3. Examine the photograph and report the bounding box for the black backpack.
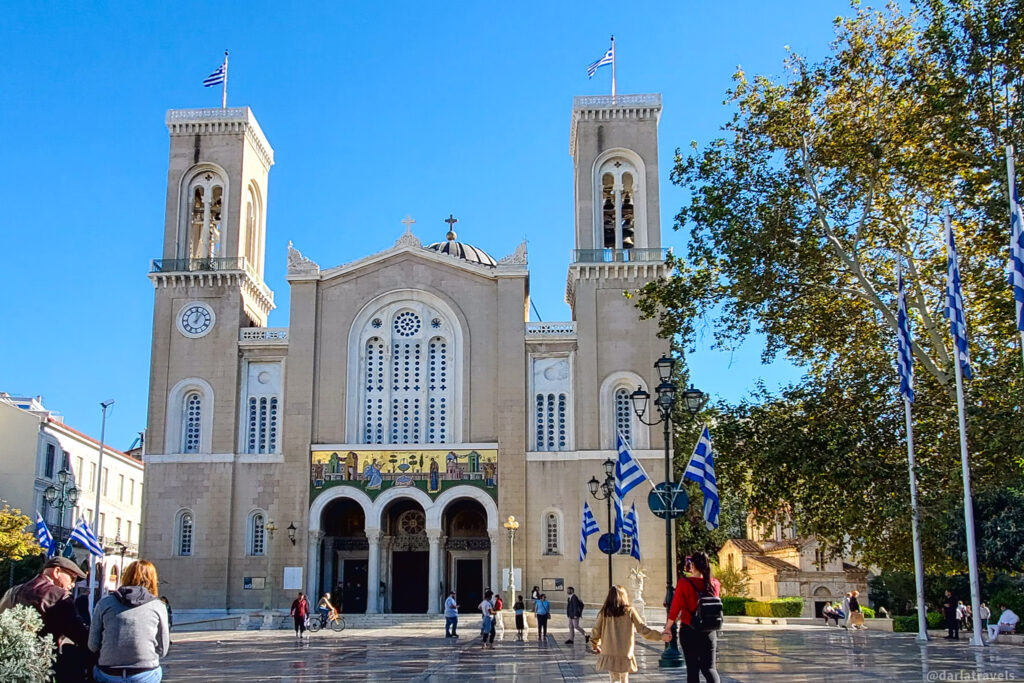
[684,577,723,632]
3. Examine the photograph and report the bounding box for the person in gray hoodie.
[89,559,169,683]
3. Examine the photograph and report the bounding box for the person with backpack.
[565,586,588,644]
[590,584,662,682]
[663,551,722,683]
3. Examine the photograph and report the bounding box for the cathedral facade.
[142,93,672,616]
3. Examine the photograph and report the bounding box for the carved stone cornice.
[497,241,527,266]
[147,269,275,317]
[287,242,320,276]
[166,107,275,169]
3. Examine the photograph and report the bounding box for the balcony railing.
[239,328,288,343]
[573,94,662,108]
[526,322,576,337]
[151,257,253,274]
[573,248,669,264]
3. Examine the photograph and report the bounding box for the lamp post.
[587,457,618,588]
[287,522,297,546]
[113,541,127,586]
[88,399,114,615]
[503,516,519,599]
[44,468,80,554]
[630,354,705,669]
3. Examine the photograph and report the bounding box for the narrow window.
[118,474,125,502]
[544,513,559,555]
[183,392,202,453]
[251,512,266,556]
[615,387,632,446]
[557,393,567,449]
[44,443,55,478]
[102,468,109,496]
[535,394,545,450]
[179,512,194,556]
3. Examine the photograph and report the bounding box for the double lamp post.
[44,469,80,555]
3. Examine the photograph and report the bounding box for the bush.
[892,612,944,632]
[860,606,875,619]
[743,598,803,618]
[0,605,55,683]
[722,596,747,616]
[928,611,944,629]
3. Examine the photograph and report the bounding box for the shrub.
[893,612,944,632]
[0,605,55,683]
[743,598,803,618]
[744,601,772,618]
[928,611,944,629]
[722,596,747,616]
[860,606,875,619]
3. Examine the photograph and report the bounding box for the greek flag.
[683,425,720,531]
[587,46,614,78]
[622,503,641,560]
[36,513,54,557]
[944,214,974,380]
[70,518,104,557]
[203,62,226,87]
[1010,183,1024,331]
[896,267,915,403]
[579,502,600,561]
[614,431,650,534]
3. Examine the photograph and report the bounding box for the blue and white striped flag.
[587,45,614,78]
[622,503,641,561]
[579,502,600,561]
[683,425,720,531]
[896,267,915,404]
[1009,182,1024,332]
[944,213,974,380]
[203,62,226,87]
[70,518,104,557]
[35,513,54,557]
[614,431,650,534]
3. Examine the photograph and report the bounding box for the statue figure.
[629,567,648,616]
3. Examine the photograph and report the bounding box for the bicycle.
[307,612,346,632]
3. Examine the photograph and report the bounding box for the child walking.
[590,585,662,683]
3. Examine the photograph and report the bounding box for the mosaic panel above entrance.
[310,447,498,502]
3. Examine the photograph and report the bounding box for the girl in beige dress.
[590,585,663,682]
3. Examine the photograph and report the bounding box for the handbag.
[851,612,865,626]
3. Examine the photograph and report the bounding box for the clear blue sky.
[0,1,858,449]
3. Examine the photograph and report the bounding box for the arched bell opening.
[320,498,367,614]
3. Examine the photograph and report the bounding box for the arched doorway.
[321,498,368,614]
[443,498,489,614]
[381,498,428,613]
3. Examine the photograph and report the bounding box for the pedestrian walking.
[565,586,588,644]
[841,592,852,629]
[0,556,91,682]
[848,590,865,630]
[534,592,551,641]
[88,559,170,683]
[980,602,991,631]
[444,591,460,638]
[479,590,496,649]
[290,592,310,640]
[513,595,525,640]
[664,551,722,683]
[943,590,960,640]
[590,584,662,683]
[493,593,505,639]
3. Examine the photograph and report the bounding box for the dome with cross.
[424,215,497,267]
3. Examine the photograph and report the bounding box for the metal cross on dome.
[445,214,458,230]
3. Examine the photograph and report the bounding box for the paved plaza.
[162,623,1024,682]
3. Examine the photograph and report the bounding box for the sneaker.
[565,640,574,644]
[585,635,590,643]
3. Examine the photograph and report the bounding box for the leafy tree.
[635,1,1024,569]
[0,606,54,683]
[944,487,1024,571]
[0,505,39,561]
[714,561,751,597]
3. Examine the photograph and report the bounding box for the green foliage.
[721,596,747,616]
[744,597,804,618]
[944,488,1024,572]
[0,505,39,562]
[0,605,55,683]
[0,555,43,595]
[635,0,1024,573]
[893,612,946,632]
[714,561,750,597]
[860,606,876,619]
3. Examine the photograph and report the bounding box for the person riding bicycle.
[317,593,334,628]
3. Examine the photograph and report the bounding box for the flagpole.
[903,396,928,641]
[610,35,616,102]
[1007,145,1024,367]
[222,50,229,109]
[946,209,985,647]
[89,400,113,615]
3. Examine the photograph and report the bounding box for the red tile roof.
[747,555,800,572]
[47,417,136,461]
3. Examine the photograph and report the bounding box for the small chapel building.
[141,93,674,618]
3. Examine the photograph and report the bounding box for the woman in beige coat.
[590,585,663,682]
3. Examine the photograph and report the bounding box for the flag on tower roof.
[203,62,226,87]
[587,44,614,78]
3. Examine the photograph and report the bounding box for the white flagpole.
[222,50,229,109]
[610,36,616,101]
[903,395,928,641]
[946,208,985,647]
[1007,145,1024,366]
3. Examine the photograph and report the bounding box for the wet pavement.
[162,623,1024,681]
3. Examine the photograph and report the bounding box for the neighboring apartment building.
[0,394,144,579]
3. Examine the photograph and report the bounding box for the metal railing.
[574,94,662,108]
[572,248,669,264]
[151,257,251,274]
[525,322,576,337]
[239,328,288,342]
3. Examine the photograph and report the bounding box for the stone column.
[488,529,500,593]
[365,528,382,614]
[306,530,324,599]
[427,529,442,614]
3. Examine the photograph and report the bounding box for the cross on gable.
[445,214,458,229]
[401,214,415,233]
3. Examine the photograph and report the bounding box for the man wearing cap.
[7,557,92,680]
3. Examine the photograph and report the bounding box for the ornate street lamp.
[587,457,618,588]
[630,355,706,669]
[44,468,80,554]
[287,522,297,546]
[503,515,519,599]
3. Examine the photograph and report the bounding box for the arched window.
[244,182,263,276]
[593,151,648,253]
[544,512,560,555]
[246,397,279,454]
[242,363,281,454]
[615,387,632,446]
[183,169,226,260]
[534,393,567,451]
[182,392,202,453]
[357,303,456,444]
[249,511,266,556]
[176,510,194,556]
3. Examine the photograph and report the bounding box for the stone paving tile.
[162,625,1024,682]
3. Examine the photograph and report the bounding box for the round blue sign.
[598,532,622,555]
[648,482,689,519]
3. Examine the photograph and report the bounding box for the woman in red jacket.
[662,552,721,683]
[290,592,310,640]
